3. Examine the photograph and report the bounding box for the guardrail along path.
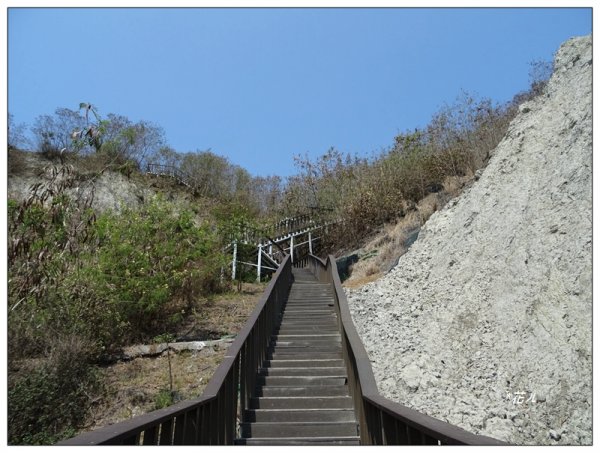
[236,268,359,445]
[58,255,506,446]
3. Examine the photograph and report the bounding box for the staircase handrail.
[58,255,293,445]
[306,254,509,446]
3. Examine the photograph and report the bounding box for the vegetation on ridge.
[7,59,553,444]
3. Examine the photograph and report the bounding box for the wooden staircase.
[58,255,508,446]
[236,268,360,445]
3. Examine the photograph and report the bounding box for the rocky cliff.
[8,151,199,215]
[346,35,592,445]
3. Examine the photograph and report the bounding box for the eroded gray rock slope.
[346,35,592,445]
[8,153,186,214]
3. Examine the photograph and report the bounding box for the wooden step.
[271,340,341,348]
[285,301,334,305]
[280,311,336,317]
[287,297,334,300]
[250,396,354,409]
[276,326,339,333]
[269,351,342,360]
[240,421,358,438]
[279,318,337,323]
[260,367,346,376]
[269,348,342,356]
[276,326,339,334]
[282,309,335,314]
[284,302,335,307]
[235,437,360,445]
[257,375,347,386]
[244,409,357,423]
[270,345,342,352]
[264,359,345,368]
[280,312,336,318]
[269,345,343,353]
[277,323,337,327]
[289,288,331,291]
[279,317,336,323]
[273,331,340,338]
[272,334,341,340]
[275,331,339,338]
[286,299,334,303]
[280,311,335,316]
[288,290,333,294]
[286,296,334,300]
[256,385,350,397]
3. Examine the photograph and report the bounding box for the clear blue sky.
[7,7,592,178]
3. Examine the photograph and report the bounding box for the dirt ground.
[81,282,266,432]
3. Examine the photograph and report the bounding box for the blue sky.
[7,7,592,177]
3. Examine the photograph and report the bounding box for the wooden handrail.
[58,252,507,446]
[58,255,292,445]
[306,254,508,446]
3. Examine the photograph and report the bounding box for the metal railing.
[58,255,292,445]
[146,164,194,188]
[270,214,315,238]
[306,254,508,446]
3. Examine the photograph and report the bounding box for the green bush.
[8,165,102,358]
[87,196,225,341]
[8,174,227,444]
[9,180,226,355]
[8,336,101,445]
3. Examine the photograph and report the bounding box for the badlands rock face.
[346,35,592,445]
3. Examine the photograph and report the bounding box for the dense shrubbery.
[7,166,225,444]
[90,199,225,340]
[8,336,101,445]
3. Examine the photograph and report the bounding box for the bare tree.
[180,151,230,198]
[251,175,283,215]
[32,108,87,154]
[97,115,166,168]
[8,113,29,150]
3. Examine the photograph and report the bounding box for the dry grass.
[343,272,383,289]
[71,153,115,176]
[8,149,28,176]
[87,347,226,430]
[442,174,472,197]
[80,282,267,433]
[342,182,470,289]
[177,282,268,340]
[415,193,439,224]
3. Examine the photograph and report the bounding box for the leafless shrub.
[8,149,27,176]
